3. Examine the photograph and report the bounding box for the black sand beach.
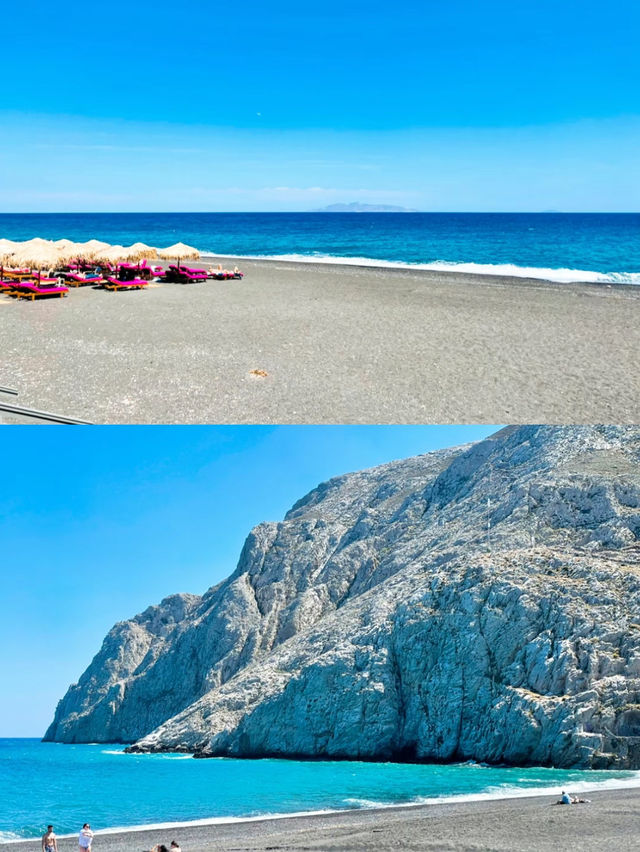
[1,257,638,424]
[2,788,638,851]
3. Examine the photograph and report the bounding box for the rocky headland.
[44,426,640,768]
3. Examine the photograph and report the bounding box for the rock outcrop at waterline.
[45,426,640,768]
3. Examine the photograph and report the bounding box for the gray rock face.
[45,426,640,769]
[44,593,202,743]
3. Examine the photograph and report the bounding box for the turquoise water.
[1,740,639,841]
[0,212,638,283]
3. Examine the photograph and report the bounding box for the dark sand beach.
[2,788,639,851]
[1,257,638,424]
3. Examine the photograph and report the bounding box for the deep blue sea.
[0,213,639,284]
[1,740,639,841]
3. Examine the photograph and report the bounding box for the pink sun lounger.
[12,282,69,301]
[104,277,149,291]
[120,261,162,272]
[65,273,105,287]
[117,262,163,281]
[179,265,207,275]
[163,264,208,283]
[1,268,39,282]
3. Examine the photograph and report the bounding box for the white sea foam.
[342,770,640,810]
[200,251,640,285]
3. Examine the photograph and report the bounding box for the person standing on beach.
[78,823,94,851]
[41,825,58,852]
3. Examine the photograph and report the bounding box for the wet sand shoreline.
[1,256,638,424]
[2,787,639,851]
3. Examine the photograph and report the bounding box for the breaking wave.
[342,768,640,810]
[199,251,640,285]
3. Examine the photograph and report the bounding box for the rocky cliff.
[45,426,640,769]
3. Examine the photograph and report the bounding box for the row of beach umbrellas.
[0,238,200,270]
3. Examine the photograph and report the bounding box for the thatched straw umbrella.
[93,245,149,268]
[73,239,111,257]
[157,242,200,260]
[59,240,111,265]
[89,243,158,278]
[14,245,61,268]
[4,238,62,263]
[4,243,69,282]
[66,240,110,262]
[0,238,19,253]
[157,242,199,271]
[118,245,146,261]
[0,239,19,267]
[128,242,158,260]
[60,240,111,270]
[19,237,54,252]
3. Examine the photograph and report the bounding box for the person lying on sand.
[207,265,243,280]
[556,790,591,805]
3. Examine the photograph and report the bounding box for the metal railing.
[0,386,91,424]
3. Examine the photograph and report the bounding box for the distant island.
[316,203,418,213]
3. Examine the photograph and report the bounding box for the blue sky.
[1,0,638,211]
[0,425,499,736]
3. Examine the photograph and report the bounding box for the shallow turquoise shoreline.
[2,740,640,841]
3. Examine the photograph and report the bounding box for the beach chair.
[78,259,99,272]
[138,261,164,279]
[63,259,95,273]
[12,282,69,301]
[117,263,140,281]
[163,264,208,283]
[160,265,178,283]
[184,270,208,283]
[31,277,61,286]
[64,273,105,287]
[104,277,149,292]
[1,268,38,282]
[115,262,161,281]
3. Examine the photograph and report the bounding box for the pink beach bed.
[104,277,149,291]
[11,282,69,301]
